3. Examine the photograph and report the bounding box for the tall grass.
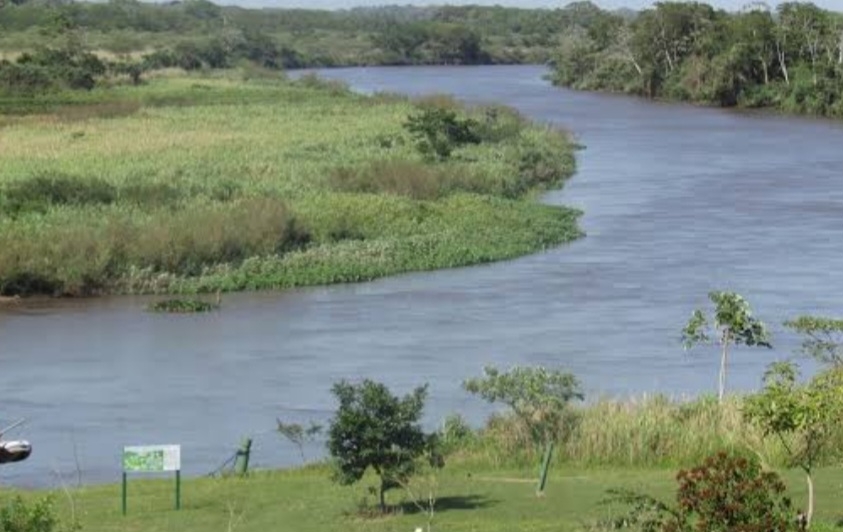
[448,395,834,470]
[0,71,580,296]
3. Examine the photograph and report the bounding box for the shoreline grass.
[4,394,843,530]
[0,70,581,297]
[4,463,843,532]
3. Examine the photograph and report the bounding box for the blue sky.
[241,0,843,11]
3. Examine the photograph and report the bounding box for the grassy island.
[0,71,581,297]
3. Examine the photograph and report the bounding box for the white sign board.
[123,445,181,473]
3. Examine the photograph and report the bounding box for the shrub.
[403,107,481,161]
[602,451,796,532]
[1,173,116,217]
[439,413,475,453]
[0,496,73,532]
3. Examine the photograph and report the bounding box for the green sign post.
[122,444,181,515]
[536,442,554,496]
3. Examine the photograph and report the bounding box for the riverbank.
[4,463,842,532]
[0,70,581,297]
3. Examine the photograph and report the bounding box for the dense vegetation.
[0,0,610,68]
[551,1,843,117]
[0,72,580,296]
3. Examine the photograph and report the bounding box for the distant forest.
[551,2,843,117]
[1,0,841,116]
[0,1,609,66]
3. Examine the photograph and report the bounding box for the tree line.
[0,0,596,67]
[551,1,843,117]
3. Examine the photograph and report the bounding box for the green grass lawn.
[7,464,843,532]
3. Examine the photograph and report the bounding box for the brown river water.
[2,65,842,486]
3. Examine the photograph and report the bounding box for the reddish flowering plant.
[674,451,793,532]
[602,451,796,532]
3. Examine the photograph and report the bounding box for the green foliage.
[403,107,480,161]
[0,496,75,532]
[438,413,476,454]
[147,298,217,313]
[744,363,843,526]
[683,292,772,350]
[550,1,843,119]
[783,315,843,367]
[463,365,583,446]
[0,76,581,296]
[682,291,771,402]
[0,172,116,217]
[601,452,795,532]
[744,363,843,468]
[327,379,433,511]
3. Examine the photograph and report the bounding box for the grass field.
[0,70,581,297]
[5,464,843,532]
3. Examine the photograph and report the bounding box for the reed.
[448,394,835,470]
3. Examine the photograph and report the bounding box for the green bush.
[403,107,481,161]
[1,173,116,217]
[0,496,75,532]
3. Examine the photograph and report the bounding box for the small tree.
[743,362,843,528]
[276,419,322,464]
[327,379,430,512]
[462,365,583,447]
[682,291,772,403]
[403,107,480,161]
[784,315,843,367]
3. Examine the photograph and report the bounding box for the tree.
[276,419,322,464]
[744,362,843,528]
[327,379,431,512]
[682,291,772,403]
[784,315,843,368]
[462,365,583,447]
[403,107,480,161]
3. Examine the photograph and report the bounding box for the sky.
[237,0,843,10]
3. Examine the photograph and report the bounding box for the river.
[2,65,842,487]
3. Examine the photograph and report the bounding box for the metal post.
[233,438,252,476]
[175,470,181,510]
[536,441,554,496]
[122,472,127,515]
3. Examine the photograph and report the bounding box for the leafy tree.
[462,365,583,447]
[682,291,772,403]
[403,107,480,161]
[784,315,843,368]
[743,362,843,528]
[327,379,432,512]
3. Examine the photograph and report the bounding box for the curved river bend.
[2,65,843,486]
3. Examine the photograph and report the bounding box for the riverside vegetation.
[550,1,843,117]
[5,295,842,531]
[0,69,581,296]
[5,369,843,531]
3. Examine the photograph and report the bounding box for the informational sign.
[121,444,182,515]
[123,445,181,473]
